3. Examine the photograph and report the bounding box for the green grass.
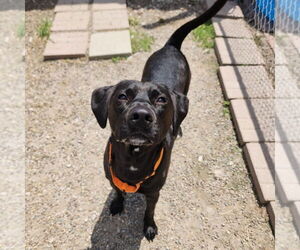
[37,18,52,38]
[111,56,128,63]
[254,34,263,47]
[130,29,154,53]
[17,22,25,38]
[192,21,215,48]
[129,16,140,27]
[222,100,231,117]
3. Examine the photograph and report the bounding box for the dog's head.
[91,80,189,146]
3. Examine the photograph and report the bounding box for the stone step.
[212,17,252,38]
[230,99,274,144]
[51,11,91,32]
[93,9,129,31]
[243,143,275,203]
[43,31,89,60]
[55,0,89,12]
[89,30,132,59]
[93,0,126,10]
[218,66,273,99]
[215,38,265,65]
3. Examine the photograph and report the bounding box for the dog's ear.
[171,91,189,136]
[91,86,114,129]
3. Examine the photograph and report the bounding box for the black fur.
[91,0,227,241]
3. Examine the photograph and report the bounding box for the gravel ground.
[26,1,274,249]
[1,1,25,248]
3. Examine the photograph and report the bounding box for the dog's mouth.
[119,134,153,146]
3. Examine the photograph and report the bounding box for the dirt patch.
[26,1,274,249]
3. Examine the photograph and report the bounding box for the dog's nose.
[129,108,154,126]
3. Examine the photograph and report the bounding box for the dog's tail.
[165,0,228,50]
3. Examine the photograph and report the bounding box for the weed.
[192,21,215,48]
[254,34,263,47]
[222,100,231,117]
[129,16,140,27]
[37,18,52,38]
[130,29,154,53]
[17,22,25,38]
[111,56,128,63]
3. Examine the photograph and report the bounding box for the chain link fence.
[238,0,300,244]
[219,0,300,244]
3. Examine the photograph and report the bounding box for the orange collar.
[108,143,164,193]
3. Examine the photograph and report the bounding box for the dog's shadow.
[89,190,146,250]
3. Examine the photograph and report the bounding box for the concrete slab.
[93,9,129,31]
[245,143,274,169]
[93,0,126,10]
[275,44,288,65]
[244,143,275,203]
[51,11,90,31]
[279,184,300,202]
[44,32,89,60]
[275,143,300,169]
[212,17,252,38]
[89,30,132,59]
[206,0,244,18]
[276,99,300,142]
[215,38,265,65]
[55,0,89,12]
[230,99,274,144]
[218,66,274,99]
[276,66,300,98]
[275,143,300,203]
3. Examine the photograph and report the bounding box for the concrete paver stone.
[275,143,300,203]
[55,0,89,12]
[215,38,265,65]
[212,17,252,38]
[276,66,300,98]
[93,9,129,31]
[218,66,273,99]
[230,99,274,144]
[93,0,126,10]
[89,30,132,59]
[51,11,90,31]
[244,143,275,203]
[276,99,300,142]
[44,32,89,60]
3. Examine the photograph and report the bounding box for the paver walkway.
[44,0,132,60]
[26,2,275,248]
[211,0,300,238]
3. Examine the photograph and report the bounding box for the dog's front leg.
[110,189,124,215]
[144,192,159,241]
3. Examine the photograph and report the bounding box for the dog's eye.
[118,94,128,101]
[156,96,167,104]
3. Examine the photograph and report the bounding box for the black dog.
[91,0,227,241]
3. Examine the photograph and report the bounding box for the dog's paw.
[109,199,124,216]
[143,223,158,242]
